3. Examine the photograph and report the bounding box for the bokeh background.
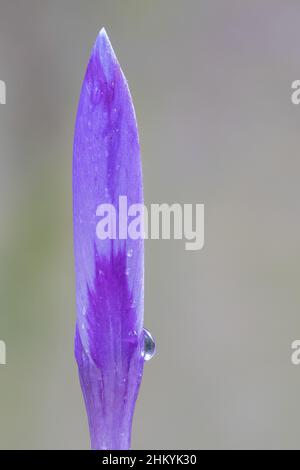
[0,0,300,449]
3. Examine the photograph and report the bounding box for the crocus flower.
[73,28,154,450]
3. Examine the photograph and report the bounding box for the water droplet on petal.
[127,248,133,258]
[143,328,156,362]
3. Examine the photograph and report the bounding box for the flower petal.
[73,28,144,450]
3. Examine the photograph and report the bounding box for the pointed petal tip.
[99,27,108,39]
[93,27,118,79]
[96,27,114,53]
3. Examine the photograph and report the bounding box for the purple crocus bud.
[73,28,154,450]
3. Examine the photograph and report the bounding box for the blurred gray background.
[0,0,300,449]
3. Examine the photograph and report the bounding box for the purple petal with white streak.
[73,28,144,450]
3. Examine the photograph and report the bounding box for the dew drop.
[143,328,156,362]
[127,248,133,258]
